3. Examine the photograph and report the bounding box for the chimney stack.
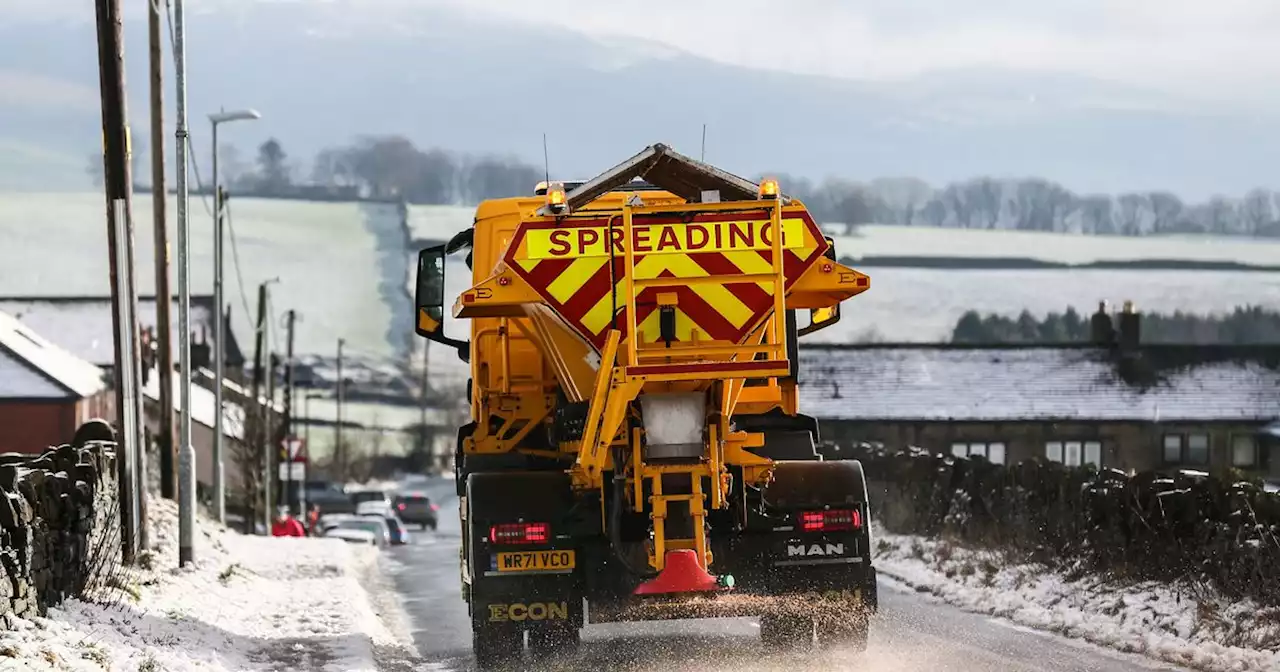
[1118,300,1140,351]
[1090,300,1115,345]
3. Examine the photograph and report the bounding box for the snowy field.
[874,526,1280,672]
[833,224,1280,266]
[3,193,1278,362]
[0,497,414,671]
[0,192,402,360]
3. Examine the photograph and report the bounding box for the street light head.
[209,108,262,124]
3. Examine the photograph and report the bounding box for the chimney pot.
[1118,300,1140,351]
[1090,301,1115,345]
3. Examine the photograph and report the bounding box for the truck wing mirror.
[414,244,470,362]
[798,304,840,336]
[798,235,842,337]
[416,245,447,338]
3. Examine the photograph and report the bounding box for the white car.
[325,528,378,545]
[355,500,393,517]
[325,517,391,547]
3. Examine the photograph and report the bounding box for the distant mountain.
[2,0,1279,200]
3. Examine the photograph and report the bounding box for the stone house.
[797,315,1280,477]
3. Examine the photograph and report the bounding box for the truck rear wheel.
[472,625,522,669]
[816,615,869,652]
[760,614,814,650]
[527,624,580,659]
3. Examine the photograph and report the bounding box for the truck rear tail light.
[430,503,439,512]
[799,509,861,532]
[397,503,406,511]
[489,522,549,544]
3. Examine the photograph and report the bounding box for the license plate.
[493,550,576,573]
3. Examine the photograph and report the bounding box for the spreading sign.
[523,219,807,259]
[503,209,829,350]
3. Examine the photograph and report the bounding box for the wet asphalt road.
[381,479,1187,672]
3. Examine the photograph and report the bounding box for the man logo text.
[488,602,569,623]
[787,543,845,557]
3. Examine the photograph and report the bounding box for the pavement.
[379,478,1189,672]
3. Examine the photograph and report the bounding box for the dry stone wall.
[837,441,1280,606]
[0,443,119,620]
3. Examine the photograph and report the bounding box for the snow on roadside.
[0,497,412,671]
[873,525,1280,672]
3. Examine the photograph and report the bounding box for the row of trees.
[951,305,1280,344]
[219,136,541,204]
[769,175,1280,238]
[100,132,1280,236]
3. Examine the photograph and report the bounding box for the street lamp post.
[209,107,260,523]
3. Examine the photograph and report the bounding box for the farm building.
[799,330,1280,476]
[0,310,111,453]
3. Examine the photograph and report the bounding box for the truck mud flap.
[731,460,878,613]
[473,595,585,631]
[465,471,584,629]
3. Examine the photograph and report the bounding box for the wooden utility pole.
[336,338,345,482]
[94,0,140,563]
[419,339,430,466]
[265,351,277,522]
[282,310,296,513]
[149,0,176,500]
[249,282,269,534]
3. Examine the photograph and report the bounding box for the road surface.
[381,479,1186,671]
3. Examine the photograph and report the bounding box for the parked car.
[326,517,391,547]
[307,481,356,514]
[361,511,410,545]
[355,500,393,517]
[393,492,439,530]
[349,489,392,510]
[325,528,378,546]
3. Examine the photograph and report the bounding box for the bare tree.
[1242,188,1273,236]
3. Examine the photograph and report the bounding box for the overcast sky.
[428,0,1280,112]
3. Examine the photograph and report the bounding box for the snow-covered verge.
[873,525,1280,672]
[0,497,412,671]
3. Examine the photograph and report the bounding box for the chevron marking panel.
[504,209,829,351]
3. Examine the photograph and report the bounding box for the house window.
[1162,435,1183,464]
[1232,435,1258,468]
[1084,441,1102,467]
[1045,440,1102,467]
[950,442,1007,464]
[1187,434,1210,465]
[1163,432,1211,465]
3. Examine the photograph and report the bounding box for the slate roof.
[0,310,107,399]
[0,295,242,368]
[142,368,246,441]
[797,344,1280,423]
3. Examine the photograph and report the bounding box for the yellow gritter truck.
[413,143,875,667]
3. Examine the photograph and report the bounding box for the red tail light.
[800,509,861,532]
[430,503,439,512]
[489,522,549,545]
[397,503,406,511]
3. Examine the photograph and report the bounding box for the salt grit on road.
[0,497,416,671]
[873,526,1280,672]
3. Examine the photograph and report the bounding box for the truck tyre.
[473,626,522,669]
[760,614,813,651]
[816,615,869,652]
[527,624,580,659]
